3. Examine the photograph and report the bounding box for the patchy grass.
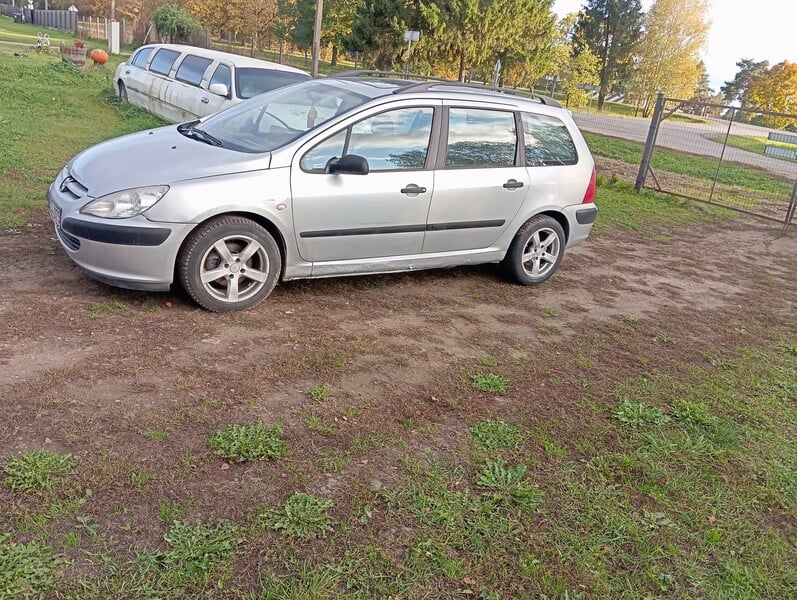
[259,492,334,539]
[2,449,72,492]
[208,423,287,462]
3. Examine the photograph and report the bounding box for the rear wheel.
[502,215,566,285]
[118,81,128,102]
[178,216,281,312]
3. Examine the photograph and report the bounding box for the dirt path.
[2,215,794,420]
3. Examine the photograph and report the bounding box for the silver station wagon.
[48,72,598,312]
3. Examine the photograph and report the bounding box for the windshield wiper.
[177,121,223,147]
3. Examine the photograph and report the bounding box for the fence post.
[635,91,665,193]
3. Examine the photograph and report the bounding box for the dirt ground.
[0,194,795,590]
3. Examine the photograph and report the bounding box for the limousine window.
[131,47,153,68]
[210,64,232,96]
[149,48,181,76]
[175,55,213,87]
[236,68,310,99]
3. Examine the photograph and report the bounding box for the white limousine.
[113,44,311,123]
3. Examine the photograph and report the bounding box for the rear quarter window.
[175,55,213,86]
[149,49,181,76]
[522,112,578,166]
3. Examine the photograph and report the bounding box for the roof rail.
[330,70,562,108]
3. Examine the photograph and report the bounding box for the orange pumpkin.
[90,48,109,65]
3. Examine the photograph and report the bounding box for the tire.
[502,215,566,285]
[178,216,281,312]
[118,81,128,102]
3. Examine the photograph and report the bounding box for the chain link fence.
[635,93,797,228]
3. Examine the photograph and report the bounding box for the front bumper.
[48,180,193,291]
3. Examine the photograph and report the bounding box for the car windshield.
[235,68,310,99]
[195,80,378,154]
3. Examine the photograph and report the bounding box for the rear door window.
[445,108,517,168]
[175,55,213,87]
[149,49,181,76]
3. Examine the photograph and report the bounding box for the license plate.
[48,196,62,225]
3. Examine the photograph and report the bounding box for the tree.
[747,61,797,129]
[629,0,709,116]
[152,4,202,43]
[550,15,600,108]
[415,0,555,83]
[720,58,769,109]
[346,0,407,71]
[575,0,643,110]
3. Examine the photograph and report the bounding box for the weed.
[470,291,486,301]
[475,459,542,511]
[87,303,102,320]
[0,534,60,598]
[478,357,497,368]
[161,519,237,582]
[308,384,331,401]
[2,449,72,492]
[612,398,670,428]
[469,419,523,450]
[471,372,509,394]
[541,307,557,318]
[671,399,715,426]
[208,423,287,462]
[259,492,334,538]
[76,514,100,536]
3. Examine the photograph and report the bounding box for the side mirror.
[209,83,229,97]
[325,154,369,175]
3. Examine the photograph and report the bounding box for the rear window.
[175,55,213,87]
[522,112,578,166]
[235,68,310,99]
[130,47,153,68]
[149,49,181,76]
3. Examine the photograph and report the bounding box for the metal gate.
[635,92,797,228]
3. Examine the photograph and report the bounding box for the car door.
[291,105,438,263]
[422,104,529,254]
[167,54,214,120]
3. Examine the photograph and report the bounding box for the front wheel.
[178,216,281,312]
[502,215,566,285]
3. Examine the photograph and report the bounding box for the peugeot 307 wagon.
[48,71,598,312]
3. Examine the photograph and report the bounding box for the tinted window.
[175,55,213,87]
[149,49,181,76]
[210,64,232,97]
[445,108,517,168]
[236,68,311,99]
[522,112,578,166]
[130,47,153,68]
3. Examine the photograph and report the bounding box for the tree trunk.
[279,39,284,64]
[331,45,338,67]
[458,48,465,82]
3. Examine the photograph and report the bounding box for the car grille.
[55,221,81,251]
[59,172,89,200]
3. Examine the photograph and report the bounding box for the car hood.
[69,125,270,198]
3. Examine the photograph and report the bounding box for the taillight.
[582,167,596,204]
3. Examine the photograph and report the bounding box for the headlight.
[80,186,169,219]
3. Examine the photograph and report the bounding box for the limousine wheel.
[502,215,565,285]
[178,216,281,312]
[118,81,128,102]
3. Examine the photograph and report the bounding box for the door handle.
[503,179,524,190]
[401,184,427,195]
[201,97,210,104]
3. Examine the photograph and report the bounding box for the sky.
[552,0,797,92]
